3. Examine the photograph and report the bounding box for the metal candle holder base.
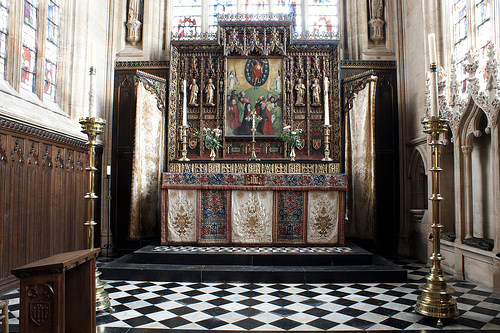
[80,116,112,312]
[179,125,190,161]
[247,112,261,161]
[415,116,458,326]
[321,124,332,161]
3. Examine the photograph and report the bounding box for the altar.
[130,15,356,246]
[161,172,347,246]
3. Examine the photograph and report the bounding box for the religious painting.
[226,57,283,137]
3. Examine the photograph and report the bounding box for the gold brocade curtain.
[129,73,166,239]
[345,77,377,240]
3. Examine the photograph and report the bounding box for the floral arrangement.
[191,127,222,150]
[278,125,302,148]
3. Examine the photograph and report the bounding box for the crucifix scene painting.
[226,57,283,137]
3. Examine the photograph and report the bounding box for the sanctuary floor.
[2,257,500,332]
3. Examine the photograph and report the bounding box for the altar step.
[100,243,407,283]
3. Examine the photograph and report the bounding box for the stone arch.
[455,98,494,244]
[407,147,428,211]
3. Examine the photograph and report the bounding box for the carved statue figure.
[205,78,215,106]
[295,78,306,106]
[371,0,384,18]
[126,0,142,45]
[189,79,199,106]
[275,70,281,93]
[128,0,142,20]
[311,78,321,105]
[368,0,385,44]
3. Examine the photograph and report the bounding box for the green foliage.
[191,128,222,150]
[278,125,302,149]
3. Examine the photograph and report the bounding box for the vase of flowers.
[191,128,222,160]
[278,125,302,161]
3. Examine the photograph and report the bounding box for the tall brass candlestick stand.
[178,125,190,161]
[246,111,262,161]
[415,115,458,325]
[321,124,332,161]
[80,116,111,312]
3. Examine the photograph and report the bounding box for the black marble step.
[132,243,373,266]
[100,254,406,283]
[100,244,407,283]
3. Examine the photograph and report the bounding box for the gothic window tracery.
[452,0,492,94]
[172,0,337,35]
[45,0,59,101]
[172,0,201,34]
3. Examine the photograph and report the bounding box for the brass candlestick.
[80,117,112,312]
[179,125,190,161]
[321,124,332,161]
[246,110,262,161]
[415,115,458,325]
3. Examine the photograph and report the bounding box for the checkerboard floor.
[151,245,354,253]
[2,258,500,332]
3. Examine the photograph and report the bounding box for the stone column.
[462,145,473,239]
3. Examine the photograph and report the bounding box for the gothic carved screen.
[167,14,341,170]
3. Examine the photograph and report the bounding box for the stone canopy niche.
[167,13,341,174]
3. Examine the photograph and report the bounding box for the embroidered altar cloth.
[161,172,347,246]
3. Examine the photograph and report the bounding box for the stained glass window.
[21,0,38,92]
[475,0,490,58]
[272,0,302,32]
[242,0,269,14]
[208,0,235,33]
[172,0,201,35]
[45,0,59,101]
[0,0,8,79]
[308,0,338,33]
[453,0,467,93]
[172,0,338,36]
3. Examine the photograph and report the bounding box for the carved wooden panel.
[168,17,341,164]
[0,118,99,292]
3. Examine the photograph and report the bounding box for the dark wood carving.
[341,65,399,255]
[111,68,168,249]
[168,15,341,164]
[0,117,101,293]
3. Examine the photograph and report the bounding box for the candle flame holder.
[415,115,458,326]
[321,124,332,161]
[178,125,190,161]
[246,111,262,161]
[79,116,112,312]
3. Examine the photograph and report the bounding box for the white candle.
[88,64,96,118]
[183,80,187,126]
[90,42,94,68]
[324,77,329,126]
[428,33,436,65]
[428,34,439,116]
[106,165,111,176]
[429,70,439,117]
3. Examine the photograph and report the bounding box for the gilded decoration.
[167,15,341,165]
[169,161,340,174]
[232,190,273,243]
[167,189,197,242]
[307,191,338,243]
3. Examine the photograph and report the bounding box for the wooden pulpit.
[12,249,100,333]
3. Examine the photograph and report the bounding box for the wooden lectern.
[12,249,100,333]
